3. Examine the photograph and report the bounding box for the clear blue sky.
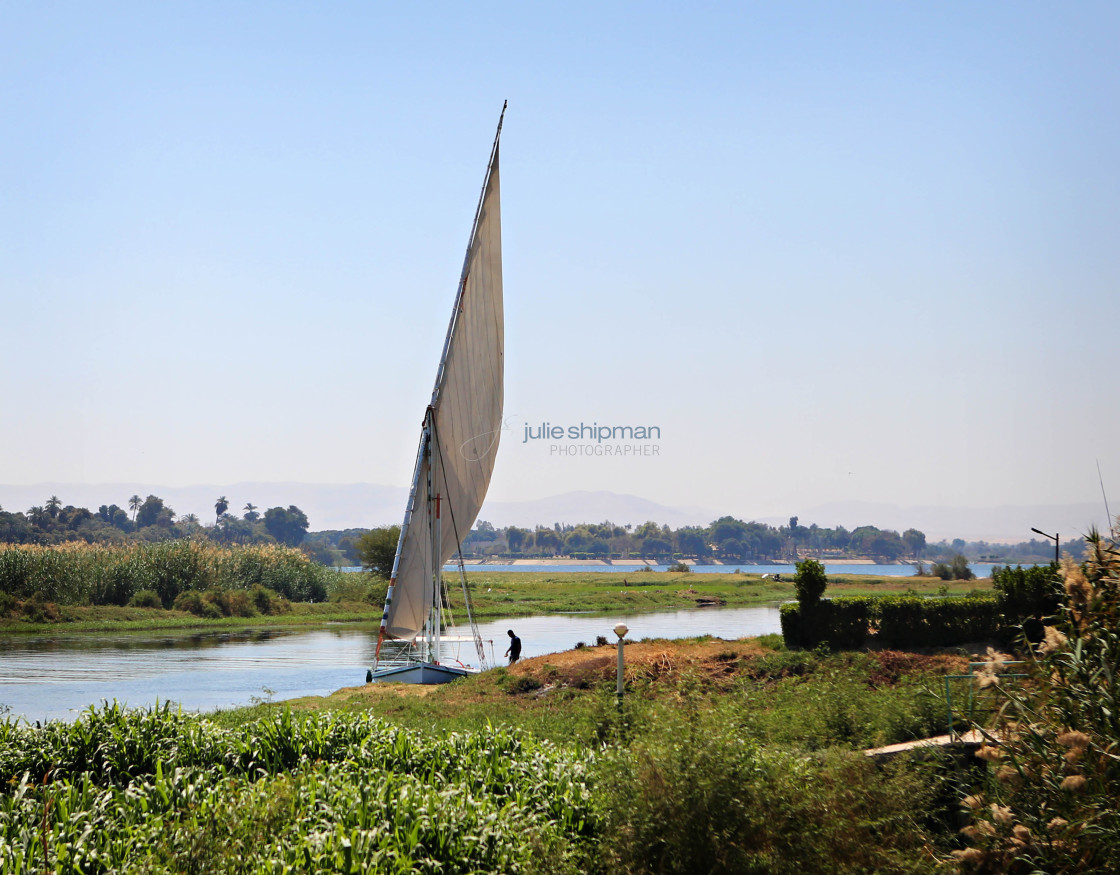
[2,1,1117,523]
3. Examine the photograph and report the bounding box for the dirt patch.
[511,638,769,690]
[314,640,975,704]
[863,650,971,686]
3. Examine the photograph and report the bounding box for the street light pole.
[614,623,628,712]
[1031,527,1060,566]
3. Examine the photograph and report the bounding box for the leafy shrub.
[128,589,162,608]
[595,694,946,874]
[929,553,974,581]
[991,562,1062,643]
[172,591,223,619]
[794,558,828,607]
[667,561,690,572]
[18,594,61,623]
[505,675,543,695]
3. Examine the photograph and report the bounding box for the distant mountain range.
[0,482,1111,543]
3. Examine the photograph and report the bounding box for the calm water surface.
[357,562,1005,577]
[0,606,781,723]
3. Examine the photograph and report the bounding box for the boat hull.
[370,662,472,685]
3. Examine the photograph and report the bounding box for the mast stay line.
[375,102,506,669]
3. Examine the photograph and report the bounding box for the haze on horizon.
[2,2,1117,530]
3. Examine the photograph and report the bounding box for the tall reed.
[0,541,330,607]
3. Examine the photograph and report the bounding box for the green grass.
[1,568,992,634]
[450,569,990,619]
[1,641,973,874]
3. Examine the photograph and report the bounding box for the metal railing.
[943,660,1029,740]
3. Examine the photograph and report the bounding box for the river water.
[0,606,783,723]
[350,562,1003,577]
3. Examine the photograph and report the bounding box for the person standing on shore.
[504,629,522,664]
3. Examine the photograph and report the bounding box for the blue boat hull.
[370,663,472,685]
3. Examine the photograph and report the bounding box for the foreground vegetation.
[950,532,1120,872]
[3,529,1116,873]
[1,642,969,873]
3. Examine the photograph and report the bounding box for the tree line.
[5,494,1084,568]
[0,494,310,549]
[325,516,1085,566]
[458,517,927,562]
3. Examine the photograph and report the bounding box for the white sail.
[381,121,503,644]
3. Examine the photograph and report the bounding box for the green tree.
[135,495,170,529]
[214,496,229,524]
[356,525,401,578]
[506,526,527,553]
[534,527,561,555]
[243,502,259,522]
[794,558,828,608]
[263,505,309,547]
[45,496,61,519]
[676,527,710,558]
[128,494,142,526]
[901,528,926,557]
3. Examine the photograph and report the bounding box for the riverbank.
[1,638,986,874]
[0,570,991,634]
[250,635,976,745]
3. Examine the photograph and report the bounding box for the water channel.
[0,606,783,723]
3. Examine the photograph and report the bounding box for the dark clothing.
[506,635,522,664]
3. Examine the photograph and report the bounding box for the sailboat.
[370,104,506,684]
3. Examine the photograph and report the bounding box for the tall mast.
[375,102,506,670]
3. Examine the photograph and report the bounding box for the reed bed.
[0,541,331,608]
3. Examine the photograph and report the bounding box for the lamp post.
[1031,527,1059,566]
[614,623,628,710]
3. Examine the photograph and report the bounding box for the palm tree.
[243,502,259,522]
[182,513,199,525]
[128,495,142,526]
[45,496,62,519]
[215,496,229,524]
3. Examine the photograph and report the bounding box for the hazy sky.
[2,2,1117,524]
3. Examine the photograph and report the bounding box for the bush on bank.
[781,594,1001,649]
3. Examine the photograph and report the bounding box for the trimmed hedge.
[876,595,1000,647]
[781,594,1000,650]
[780,598,871,649]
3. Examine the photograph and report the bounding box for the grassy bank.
[1,565,991,633]
[1,637,979,873]
[246,635,972,748]
[451,569,990,619]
